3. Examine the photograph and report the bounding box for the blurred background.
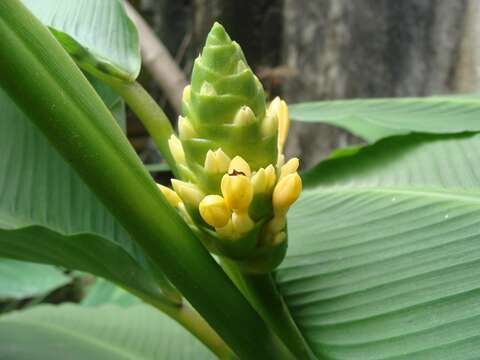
[127,0,480,170]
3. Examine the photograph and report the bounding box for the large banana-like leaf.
[0,87,166,303]
[290,96,480,142]
[0,304,214,360]
[277,133,480,359]
[82,278,141,307]
[0,259,69,300]
[22,0,140,81]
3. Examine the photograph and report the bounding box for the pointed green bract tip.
[183,22,274,172]
[206,22,231,46]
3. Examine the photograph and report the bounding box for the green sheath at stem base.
[85,71,179,178]
[222,259,316,359]
[126,286,236,359]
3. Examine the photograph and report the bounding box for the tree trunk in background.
[192,0,284,93]
[131,0,480,170]
[283,0,470,168]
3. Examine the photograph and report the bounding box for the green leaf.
[0,4,284,357]
[0,304,214,360]
[22,0,140,81]
[0,87,165,304]
[0,260,70,300]
[277,133,480,359]
[82,278,140,307]
[290,96,480,142]
[87,75,126,131]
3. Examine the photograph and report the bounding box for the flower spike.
[163,22,302,273]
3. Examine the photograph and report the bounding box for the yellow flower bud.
[251,168,267,194]
[204,148,231,174]
[200,81,217,96]
[199,195,231,228]
[277,153,285,168]
[221,173,253,211]
[251,165,277,194]
[178,116,197,140]
[265,165,277,192]
[277,100,290,153]
[232,212,254,234]
[228,156,251,177]
[280,158,300,179]
[261,112,278,138]
[168,134,186,165]
[171,179,205,207]
[157,184,182,208]
[233,106,256,126]
[272,173,302,211]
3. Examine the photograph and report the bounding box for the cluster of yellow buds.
[158,23,302,273]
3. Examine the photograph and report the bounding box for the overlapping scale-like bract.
[162,23,301,273]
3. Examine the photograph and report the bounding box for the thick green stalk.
[125,286,235,359]
[222,260,315,359]
[111,80,175,167]
[91,74,178,176]
[0,1,292,358]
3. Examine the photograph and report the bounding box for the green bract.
[181,23,276,178]
[165,23,301,273]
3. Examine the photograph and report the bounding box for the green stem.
[0,2,292,358]
[90,73,178,176]
[222,259,315,359]
[127,286,236,359]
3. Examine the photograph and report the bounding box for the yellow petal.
[264,165,277,192]
[280,158,299,179]
[199,195,231,228]
[272,173,302,211]
[233,106,256,126]
[178,116,197,140]
[171,179,204,207]
[221,173,253,211]
[251,168,267,194]
[276,153,285,168]
[204,148,231,174]
[168,134,186,165]
[277,99,289,153]
[157,184,181,207]
[214,148,231,173]
[228,156,251,177]
[261,112,278,138]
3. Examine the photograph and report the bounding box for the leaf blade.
[278,133,480,359]
[0,259,69,300]
[0,304,215,360]
[22,0,141,81]
[290,97,480,142]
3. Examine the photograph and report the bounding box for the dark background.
[129,0,479,169]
